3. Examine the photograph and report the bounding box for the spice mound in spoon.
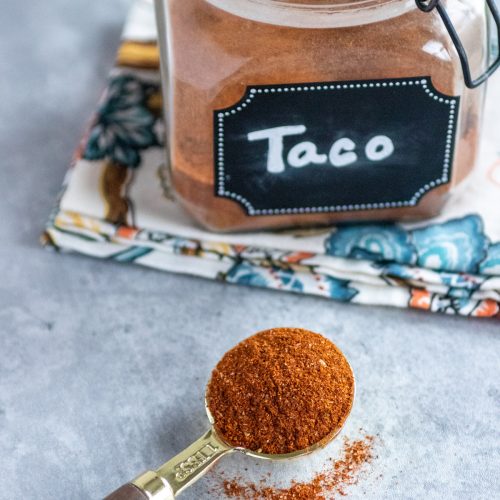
[206,327,355,455]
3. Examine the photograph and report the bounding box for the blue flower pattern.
[276,269,305,293]
[226,263,304,292]
[325,224,416,264]
[324,276,358,302]
[326,215,494,275]
[225,262,270,288]
[381,263,416,281]
[412,216,488,273]
[84,75,159,167]
[480,243,500,275]
[225,262,359,302]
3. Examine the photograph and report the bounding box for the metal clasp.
[416,0,500,88]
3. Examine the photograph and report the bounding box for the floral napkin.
[44,0,500,318]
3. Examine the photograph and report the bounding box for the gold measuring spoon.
[105,335,355,499]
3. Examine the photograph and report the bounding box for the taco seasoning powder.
[206,327,355,454]
[213,434,376,499]
[156,0,489,231]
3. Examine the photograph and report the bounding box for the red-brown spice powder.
[210,434,377,499]
[206,328,355,455]
[165,0,486,231]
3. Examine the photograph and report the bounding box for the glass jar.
[155,0,496,232]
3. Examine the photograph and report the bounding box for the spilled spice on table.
[210,434,377,499]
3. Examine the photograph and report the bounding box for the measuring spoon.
[105,359,354,499]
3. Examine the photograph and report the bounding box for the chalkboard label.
[214,77,459,216]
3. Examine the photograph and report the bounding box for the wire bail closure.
[416,0,500,88]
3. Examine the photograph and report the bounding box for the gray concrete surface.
[0,1,499,499]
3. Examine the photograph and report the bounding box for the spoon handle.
[105,428,234,499]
